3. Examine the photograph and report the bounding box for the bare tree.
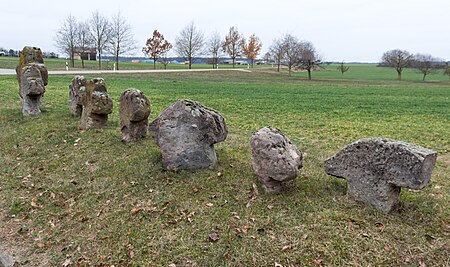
[222,26,242,68]
[174,22,204,69]
[380,49,413,80]
[241,33,262,68]
[89,11,110,70]
[158,51,170,70]
[55,14,78,67]
[107,11,136,70]
[337,61,350,76]
[281,34,301,76]
[75,22,92,68]
[297,41,322,80]
[412,53,443,81]
[207,32,222,69]
[269,38,284,72]
[143,30,172,69]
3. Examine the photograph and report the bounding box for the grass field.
[0,64,449,266]
[0,56,243,71]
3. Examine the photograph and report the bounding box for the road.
[0,68,251,76]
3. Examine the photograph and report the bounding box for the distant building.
[74,48,97,61]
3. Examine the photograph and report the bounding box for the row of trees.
[141,23,263,69]
[268,34,321,79]
[380,49,448,81]
[55,11,135,70]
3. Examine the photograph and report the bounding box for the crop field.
[0,64,449,266]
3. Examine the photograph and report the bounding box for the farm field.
[0,57,244,71]
[0,65,449,266]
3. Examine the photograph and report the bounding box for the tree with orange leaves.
[241,34,262,68]
[142,30,172,69]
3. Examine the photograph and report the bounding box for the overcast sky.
[1,0,449,62]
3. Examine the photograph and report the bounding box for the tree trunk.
[277,62,280,72]
[70,51,75,67]
[308,69,312,80]
[153,57,156,69]
[423,73,426,81]
[251,59,254,68]
[188,56,192,69]
[81,57,85,68]
[98,49,102,70]
[396,69,401,80]
[232,58,235,68]
[116,54,119,70]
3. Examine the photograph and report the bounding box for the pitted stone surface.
[250,126,303,193]
[324,138,437,213]
[79,78,113,130]
[149,99,227,171]
[15,46,47,85]
[69,76,86,117]
[19,63,46,116]
[15,47,48,116]
[119,89,150,142]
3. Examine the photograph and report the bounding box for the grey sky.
[1,0,448,62]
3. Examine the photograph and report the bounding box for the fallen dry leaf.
[281,244,293,252]
[206,203,213,207]
[252,183,259,196]
[130,208,143,215]
[209,232,219,242]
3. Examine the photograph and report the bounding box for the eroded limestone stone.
[324,138,437,213]
[119,89,150,142]
[80,78,113,130]
[19,63,46,116]
[69,76,86,117]
[250,126,303,193]
[15,46,47,85]
[149,100,227,171]
[15,47,48,116]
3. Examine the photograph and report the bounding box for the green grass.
[0,66,449,266]
[0,56,244,71]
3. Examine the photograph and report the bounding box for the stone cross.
[324,138,437,213]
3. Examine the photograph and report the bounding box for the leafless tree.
[143,30,172,69]
[222,26,242,68]
[269,38,284,72]
[207,32,222,69]
[412,53,443,81]
[55,14,78,67]
[89,11,111,70]
[337,61,350,76]
[380,49,413,80]
[281,34,301,76]
[158,51,170,70]
[174,22,204,69]
[107,11,136,70]
[75,22,93,68]
[297,41,322,80]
